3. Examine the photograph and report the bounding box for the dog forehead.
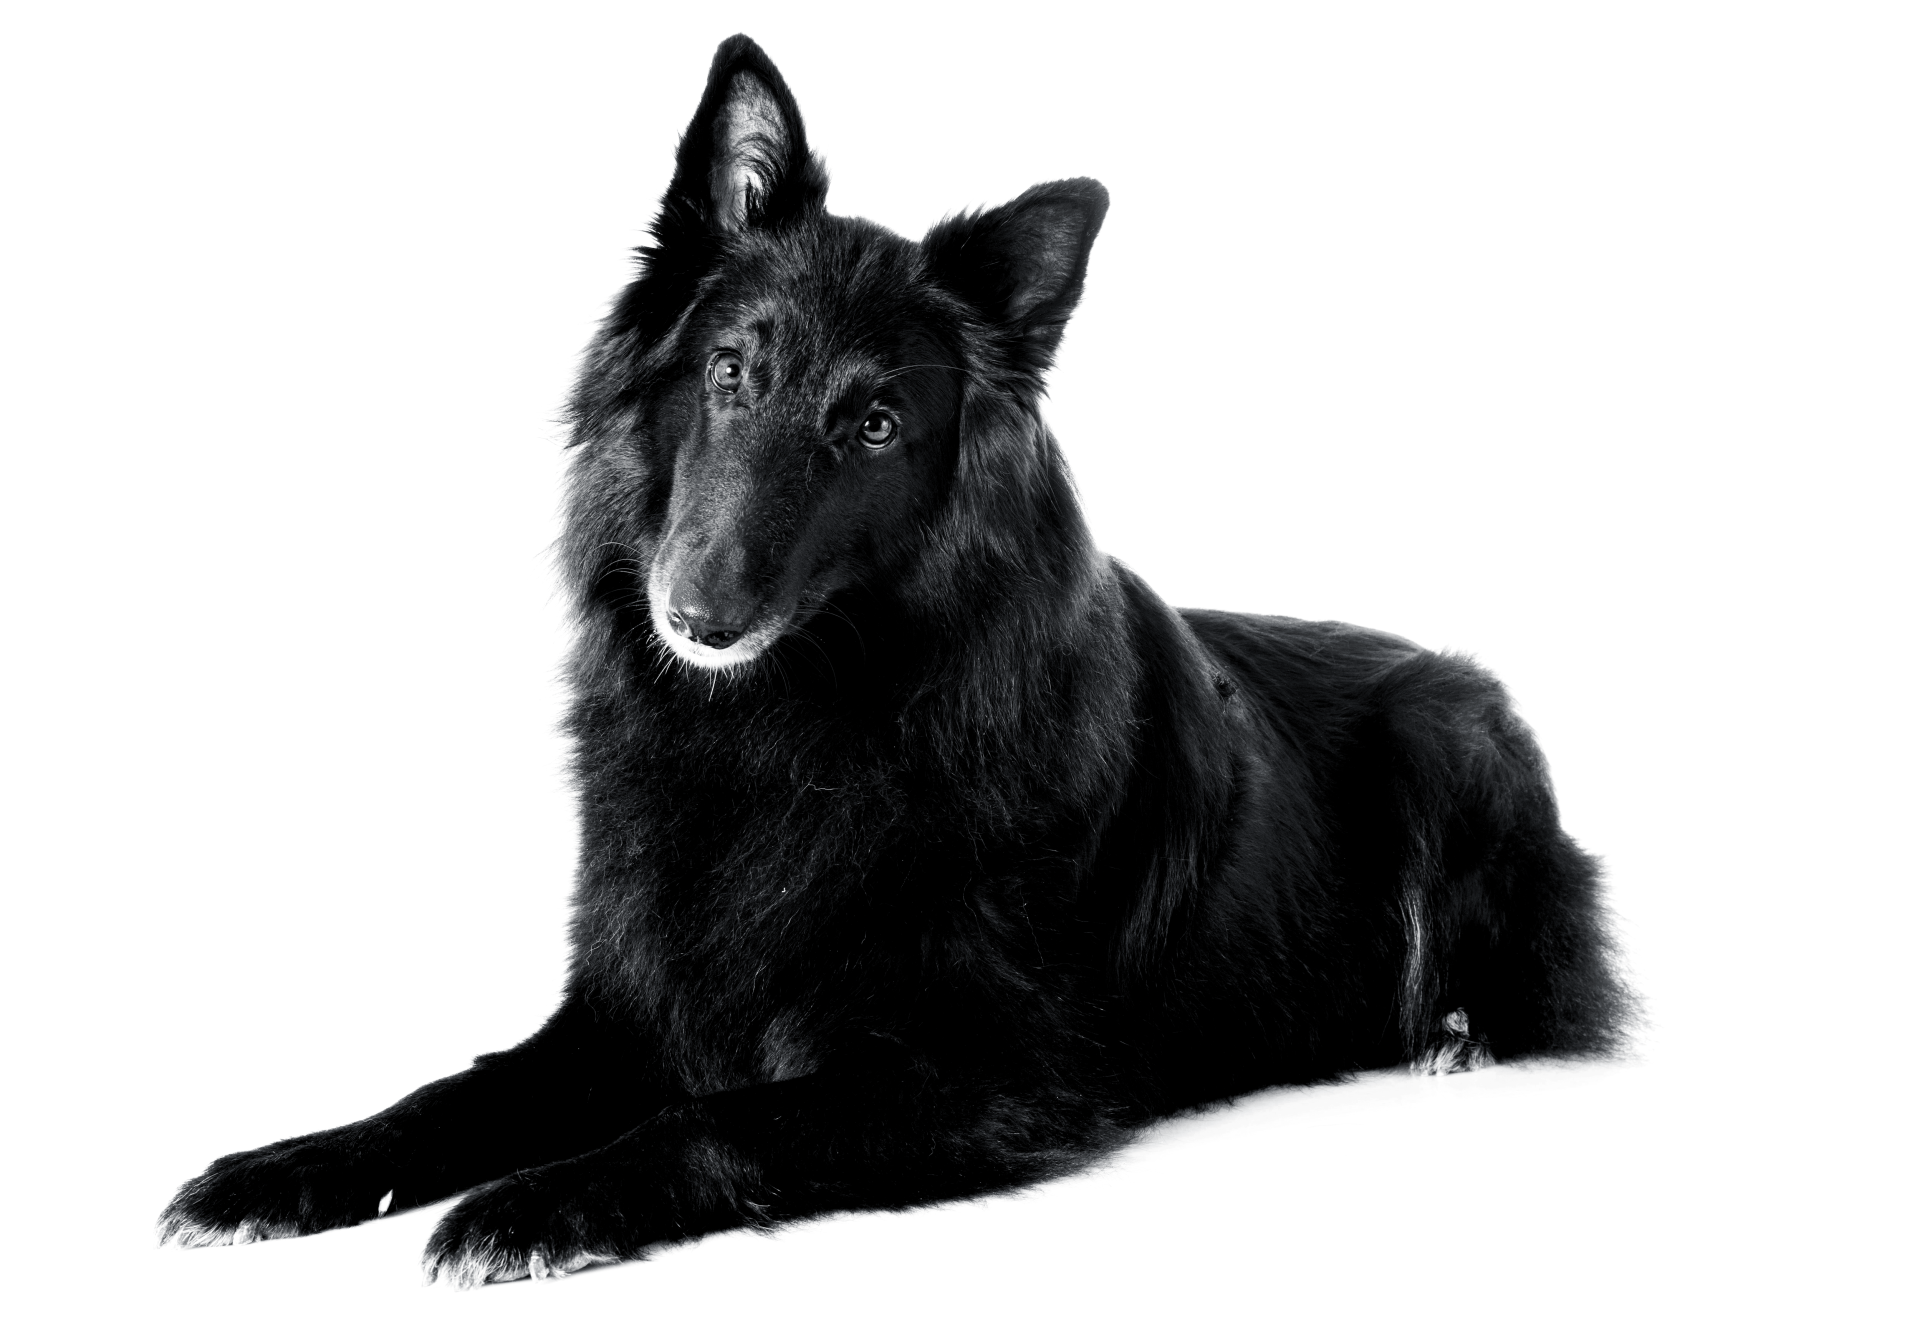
[708,222,938,349]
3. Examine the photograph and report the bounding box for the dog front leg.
[159,996,669,1246]
[422,1061,1124,1285]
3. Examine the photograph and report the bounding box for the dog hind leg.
[1386,664,1632,1068]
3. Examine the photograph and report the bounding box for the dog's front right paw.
[158,1128,397,1247]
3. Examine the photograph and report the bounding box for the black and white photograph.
[3,3,1913,1316]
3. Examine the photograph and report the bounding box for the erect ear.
[663,35,827,237]
[922,179,1109,377]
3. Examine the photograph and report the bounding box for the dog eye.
[708,352,744,394]
[859,411,897,448]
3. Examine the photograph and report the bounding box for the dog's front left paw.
[422,1172,630,1288]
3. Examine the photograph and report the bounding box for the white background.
[3,2,1914,1315]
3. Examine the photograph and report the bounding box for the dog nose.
[667,591,752,650]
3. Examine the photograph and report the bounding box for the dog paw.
[158,1129,394,1247]
[422,1173,628,1288]
[1412,1008,1493,1076]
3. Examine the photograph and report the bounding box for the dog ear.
[662,35,827,237]
[603,39,822,370]
[923,179,1109,377]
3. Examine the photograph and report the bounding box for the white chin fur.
[648,594,774,671]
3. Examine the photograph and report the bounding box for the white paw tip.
[377,1189,394,1217]
[529,1250,550,1281]
[166,1221,236,1249]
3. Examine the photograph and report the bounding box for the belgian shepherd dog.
[160,35,1630,1286]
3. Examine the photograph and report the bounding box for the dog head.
[566,36,1107,674]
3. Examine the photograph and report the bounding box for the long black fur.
[160,36,1630,1285]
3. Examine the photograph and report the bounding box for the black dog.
[160,35,1630,1286]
